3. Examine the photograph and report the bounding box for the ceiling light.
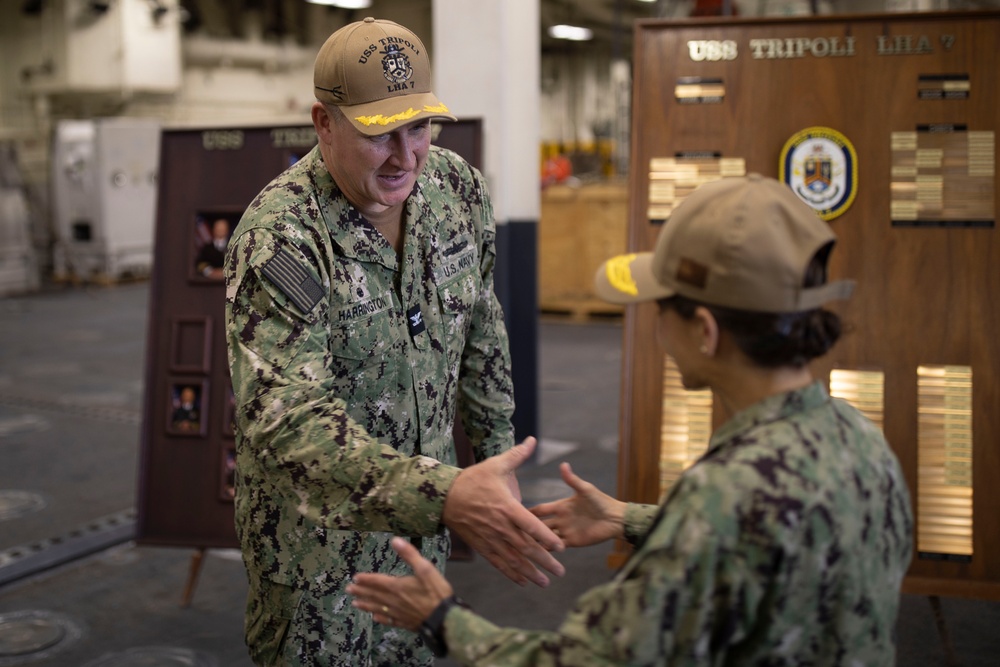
[548,24,593,41]
[305,0,372,8]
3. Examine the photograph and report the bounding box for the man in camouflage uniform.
[348,175,914,665]
[225,17,562,667]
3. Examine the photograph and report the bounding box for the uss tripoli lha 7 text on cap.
[314,17,457,136]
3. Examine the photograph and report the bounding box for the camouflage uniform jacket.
[446,382,914,666]
[225,144,514,590]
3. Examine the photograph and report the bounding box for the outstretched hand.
[348,537,452,632]
[529,462,627,548]
[442,437,565,587]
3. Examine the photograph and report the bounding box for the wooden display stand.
[136,119,485,606]
[538,181,627,319]
[615,9,999,610]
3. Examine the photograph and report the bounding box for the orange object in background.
[541,153,572,187]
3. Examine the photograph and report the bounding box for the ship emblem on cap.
[381,44,413,85]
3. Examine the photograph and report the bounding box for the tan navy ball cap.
[594,174,856,313]
[314,17,456,136]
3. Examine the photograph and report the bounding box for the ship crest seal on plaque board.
[780,126,858,220]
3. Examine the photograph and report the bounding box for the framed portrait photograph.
[166,379,209,437]
[219,446,236,502]
[190,210,240,282]
[169,316,213,374]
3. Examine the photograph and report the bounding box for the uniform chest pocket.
[438,270,479,317]
[326,303,402,401]
[435,240,481,324]
[435,268,480,356]
[327,298,401,361]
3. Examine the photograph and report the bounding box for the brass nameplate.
[890,125,995,228]
[648,155,746,222]
[915,365,974,562]
[918,74,970,100]
[674,77,724,104]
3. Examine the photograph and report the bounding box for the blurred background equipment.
[0,141,41,296]
[50,118,161,283]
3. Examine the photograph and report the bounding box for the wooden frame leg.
[181,547,207,608]
[928,595,960,667]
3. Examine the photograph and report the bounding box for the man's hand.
[442,437,565,587]
[348,537,453,632]
[529,462,627,548]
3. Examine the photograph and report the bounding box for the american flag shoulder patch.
[261,247,324,313]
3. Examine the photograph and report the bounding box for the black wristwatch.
[419,594,469,658]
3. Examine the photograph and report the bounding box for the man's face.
[212,220,229,241]
[317,105,431,219]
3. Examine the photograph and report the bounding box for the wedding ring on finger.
[378,605,394,624]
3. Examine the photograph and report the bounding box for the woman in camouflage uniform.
[348,174,913,666]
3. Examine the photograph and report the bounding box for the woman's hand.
[347,537,454,632]
[529,462,627,548]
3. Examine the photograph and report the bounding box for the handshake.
[348,435,627,635]
[440,436,626,588]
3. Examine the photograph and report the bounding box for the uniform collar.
[706,381,831,456]
[309,147,442,272]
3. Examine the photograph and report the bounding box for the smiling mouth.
[379,172,409,185]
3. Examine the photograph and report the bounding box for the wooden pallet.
[51,269,150,287]
[539,298,623,322]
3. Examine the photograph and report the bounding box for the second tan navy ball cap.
[594,174,856,313]
[313,17,457,136]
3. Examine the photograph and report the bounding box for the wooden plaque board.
[137,119,484,549]
[617,12,1000,600]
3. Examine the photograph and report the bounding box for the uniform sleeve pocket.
[238,269,316,370]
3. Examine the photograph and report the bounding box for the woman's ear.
[693,306,719,356]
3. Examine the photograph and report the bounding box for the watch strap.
[420,595,469,658]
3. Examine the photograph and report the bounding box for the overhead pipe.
[181,35,312,71]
